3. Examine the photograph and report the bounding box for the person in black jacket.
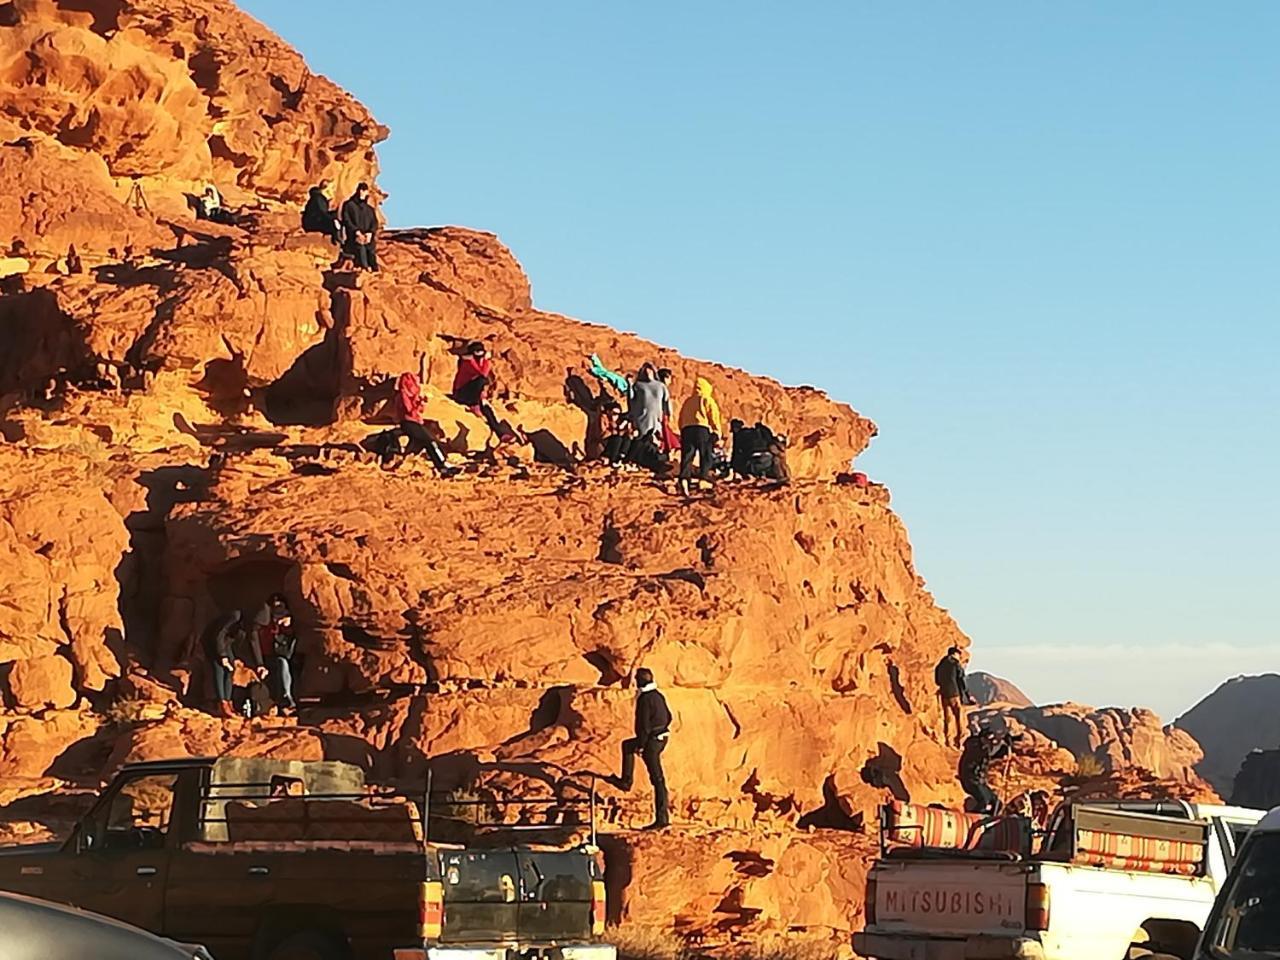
[341,182,379,271]
[301,180,341,243]
[934,646,975,748]
[612,667,672,830]
[958,728,1017,815]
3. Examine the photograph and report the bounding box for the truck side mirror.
[75,824,96,854]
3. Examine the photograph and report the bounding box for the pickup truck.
[854,799,1264,960]
[1195,804,1280,960]
[0,756,616,960]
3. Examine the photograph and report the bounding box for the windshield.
[1206,833,1280,959]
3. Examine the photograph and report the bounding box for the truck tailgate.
[873,860,1027,937]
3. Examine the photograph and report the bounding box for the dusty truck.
[854,799,1264,960]
[0,756,614,960]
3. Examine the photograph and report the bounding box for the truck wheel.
[267,930,348,960]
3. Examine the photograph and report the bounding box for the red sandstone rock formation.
[967,671,1031,707]
[0,1,1222,953]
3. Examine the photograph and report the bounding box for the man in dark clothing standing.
[934,646,975,748]
[958,728,1016,815]
[341,182,379,271]
[302,180,341,244]
[612,667,672,830]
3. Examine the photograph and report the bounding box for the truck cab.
[1196,805,1280,959]
[0,757,615,960]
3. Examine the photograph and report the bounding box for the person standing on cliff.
[628,363,668,444]
[341,182,379,271]
[302,180,341,244]
[611,667,672,830]
[934,646,975,748]
[676,376,722,497]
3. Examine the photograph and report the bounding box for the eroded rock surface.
[0,1,1220,954]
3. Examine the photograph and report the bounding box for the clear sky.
[241,1,1279,721]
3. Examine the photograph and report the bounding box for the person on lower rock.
[451,341,516,444]
[203,610,244,718]
[611,667,672,830]
[677,376,722,496]
[266,607,299,715]
[959,727,1017,816]
[387,372,455,475]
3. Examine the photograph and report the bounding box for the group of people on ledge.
[201,594,299,718]
[376,343,791,497]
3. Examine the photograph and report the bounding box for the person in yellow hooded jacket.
[677,376,722,494]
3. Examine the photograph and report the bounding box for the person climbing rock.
[301,180,341,244]
[341,182,379,271]
[934,646,975,748]
[629,363,668,443]
[451,341,516,443]
[387,372,454,475]
[676,376,722,496]
[958,727,1017,816]
[202,610,243,718]
[195,184,236,225]
[612,667,672,830]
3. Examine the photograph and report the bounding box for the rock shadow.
[861,742,910,802]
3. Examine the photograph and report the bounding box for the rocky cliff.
[0,1,1222,953]
[1176,674,1280,797]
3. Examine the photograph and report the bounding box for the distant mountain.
[968,671,1033,707]
[1230,749,1280,810]
[1175,674,1280,797]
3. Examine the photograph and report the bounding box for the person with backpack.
[958,728,1018,815]
[676,377,722,496]
[934,646,975,748]
[301,180,341,244]
[386,372,455,475]
[340,182,379,271]
[451,341,516,444]
[203,610,244,718]
[612,667,672,830]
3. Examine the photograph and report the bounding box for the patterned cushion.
[225,798,422,843]
[886,802,985,849]
[1074,828,1203,876]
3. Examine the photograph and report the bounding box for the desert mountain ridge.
[0,0,1240,951]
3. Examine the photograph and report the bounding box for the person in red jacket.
[451,342,515,443]
[388,372,455,475]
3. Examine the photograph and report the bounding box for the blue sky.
[242,1,1279,720]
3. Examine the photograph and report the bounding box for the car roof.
[0,890,192,957]
[120,757,216,774]
[1193,804,1268,824]
[1254,807,1280,832]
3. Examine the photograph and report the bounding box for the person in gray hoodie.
[628,363,669,442]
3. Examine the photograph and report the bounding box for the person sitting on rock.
[202,610,244,718]
[611,667,672,830]
[340,182,379,271]
[246,594,291,716]
[451,341,516,444]
[676,376,722,497]
[195,184,236,226]
[603,408,636,467]
[730,419,791,484]
[386,372,454,475]
[301,180,341,244]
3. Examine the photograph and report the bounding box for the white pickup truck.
[854,800,1264,960]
